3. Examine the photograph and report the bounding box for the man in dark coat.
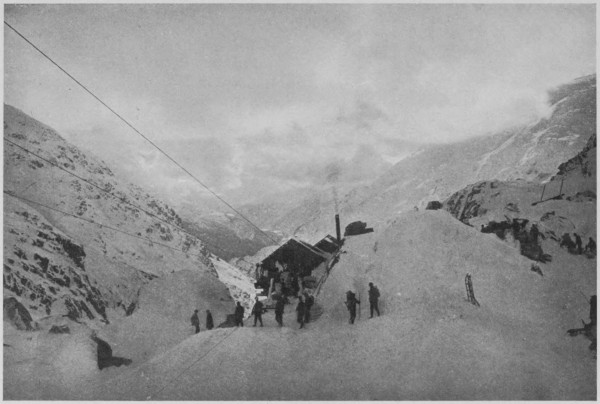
[560,233,575,250]
[303,292,314,324]
[368,282,381,318]
[345,291,360,324]
[206,309,214,330]
[296,296,306,329]
[530,224,540,243]
[575,233,583,254]
[585,237,597,255]
[252,297,264,327]
[275,297,285,327]
[191,309,200,334]
[234,302,245,327]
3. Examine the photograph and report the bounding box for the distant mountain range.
[240,74,596,241]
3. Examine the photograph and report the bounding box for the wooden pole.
[268,278,274,299]
[559,177,564,196]
[540,183,546,201]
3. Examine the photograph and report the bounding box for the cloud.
[5,4,594,208]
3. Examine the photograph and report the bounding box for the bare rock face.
[4,104,221,325]
[91,334,132,370]
[4,297,35,331]
[4,201,109,323]
[49,325,70,334]
[425,201,443,211]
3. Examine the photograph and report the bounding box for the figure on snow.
[234,302,245,327]
[206,309,214,330]
[574,233,583,255]
[252,297,264,327]
[368,282,381,318]
[585,237,596,256]
[303,292,314,324]
[275,297,285,327]
[191,309,200,334]
[345,291,360,324]
[296,295,306,329]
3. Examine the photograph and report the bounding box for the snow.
[6,210,594,400]
[211,256,257,315]
[474,130,520,178]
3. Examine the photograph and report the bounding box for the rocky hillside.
[442,130,595,265]
[241,75,596,241]
[3,104,240,325]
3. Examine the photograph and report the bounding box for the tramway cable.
[4,138,261,267]
[4,20,279,245]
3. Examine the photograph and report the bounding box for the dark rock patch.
[49,325,70,334]
[425,201,443,210]
[344,221,374,236]
[4,297,35,331]
[91,335,132,370]
[481,218,551,263]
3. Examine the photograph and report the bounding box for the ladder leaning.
[465,273,480,307]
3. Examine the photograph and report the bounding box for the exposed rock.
[566,190,596,202]
[91,334,132,370]
[4,297,35,330]
[49,325,70,334]
[425,201,443,210]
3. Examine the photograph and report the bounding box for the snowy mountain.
[6,208,594,400]
[3,73,596,400]
[180,211,281,261]
[241,75,596,241]
[3,104,252,328]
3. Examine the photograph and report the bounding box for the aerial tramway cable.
[4,20,279,246]
[5,190,219,261]
[4,138,260,267]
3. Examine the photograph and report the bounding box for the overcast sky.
[4,4,596,209]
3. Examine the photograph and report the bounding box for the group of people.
[250,292,315,329]
[225,293,316,330]
[190,309,214,334]
[560,233,596,255]
[345,282,381,324]
[191,282,381,333]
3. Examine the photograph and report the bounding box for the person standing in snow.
[530,224,540,243]
[206,309,214,330]
[275,297,285,327]
[252,297,264,327]
[191,309,200,334]
[368,282,381,318]
[574,233,583,254]
[585,237,596,255]
[296,295,306,329]
[560,233,575,250]
[234,302,245,327]
[345,291,360,324]
[303,292,314,324]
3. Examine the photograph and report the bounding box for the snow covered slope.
[4,104,219,325]
[10,209,593,400]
